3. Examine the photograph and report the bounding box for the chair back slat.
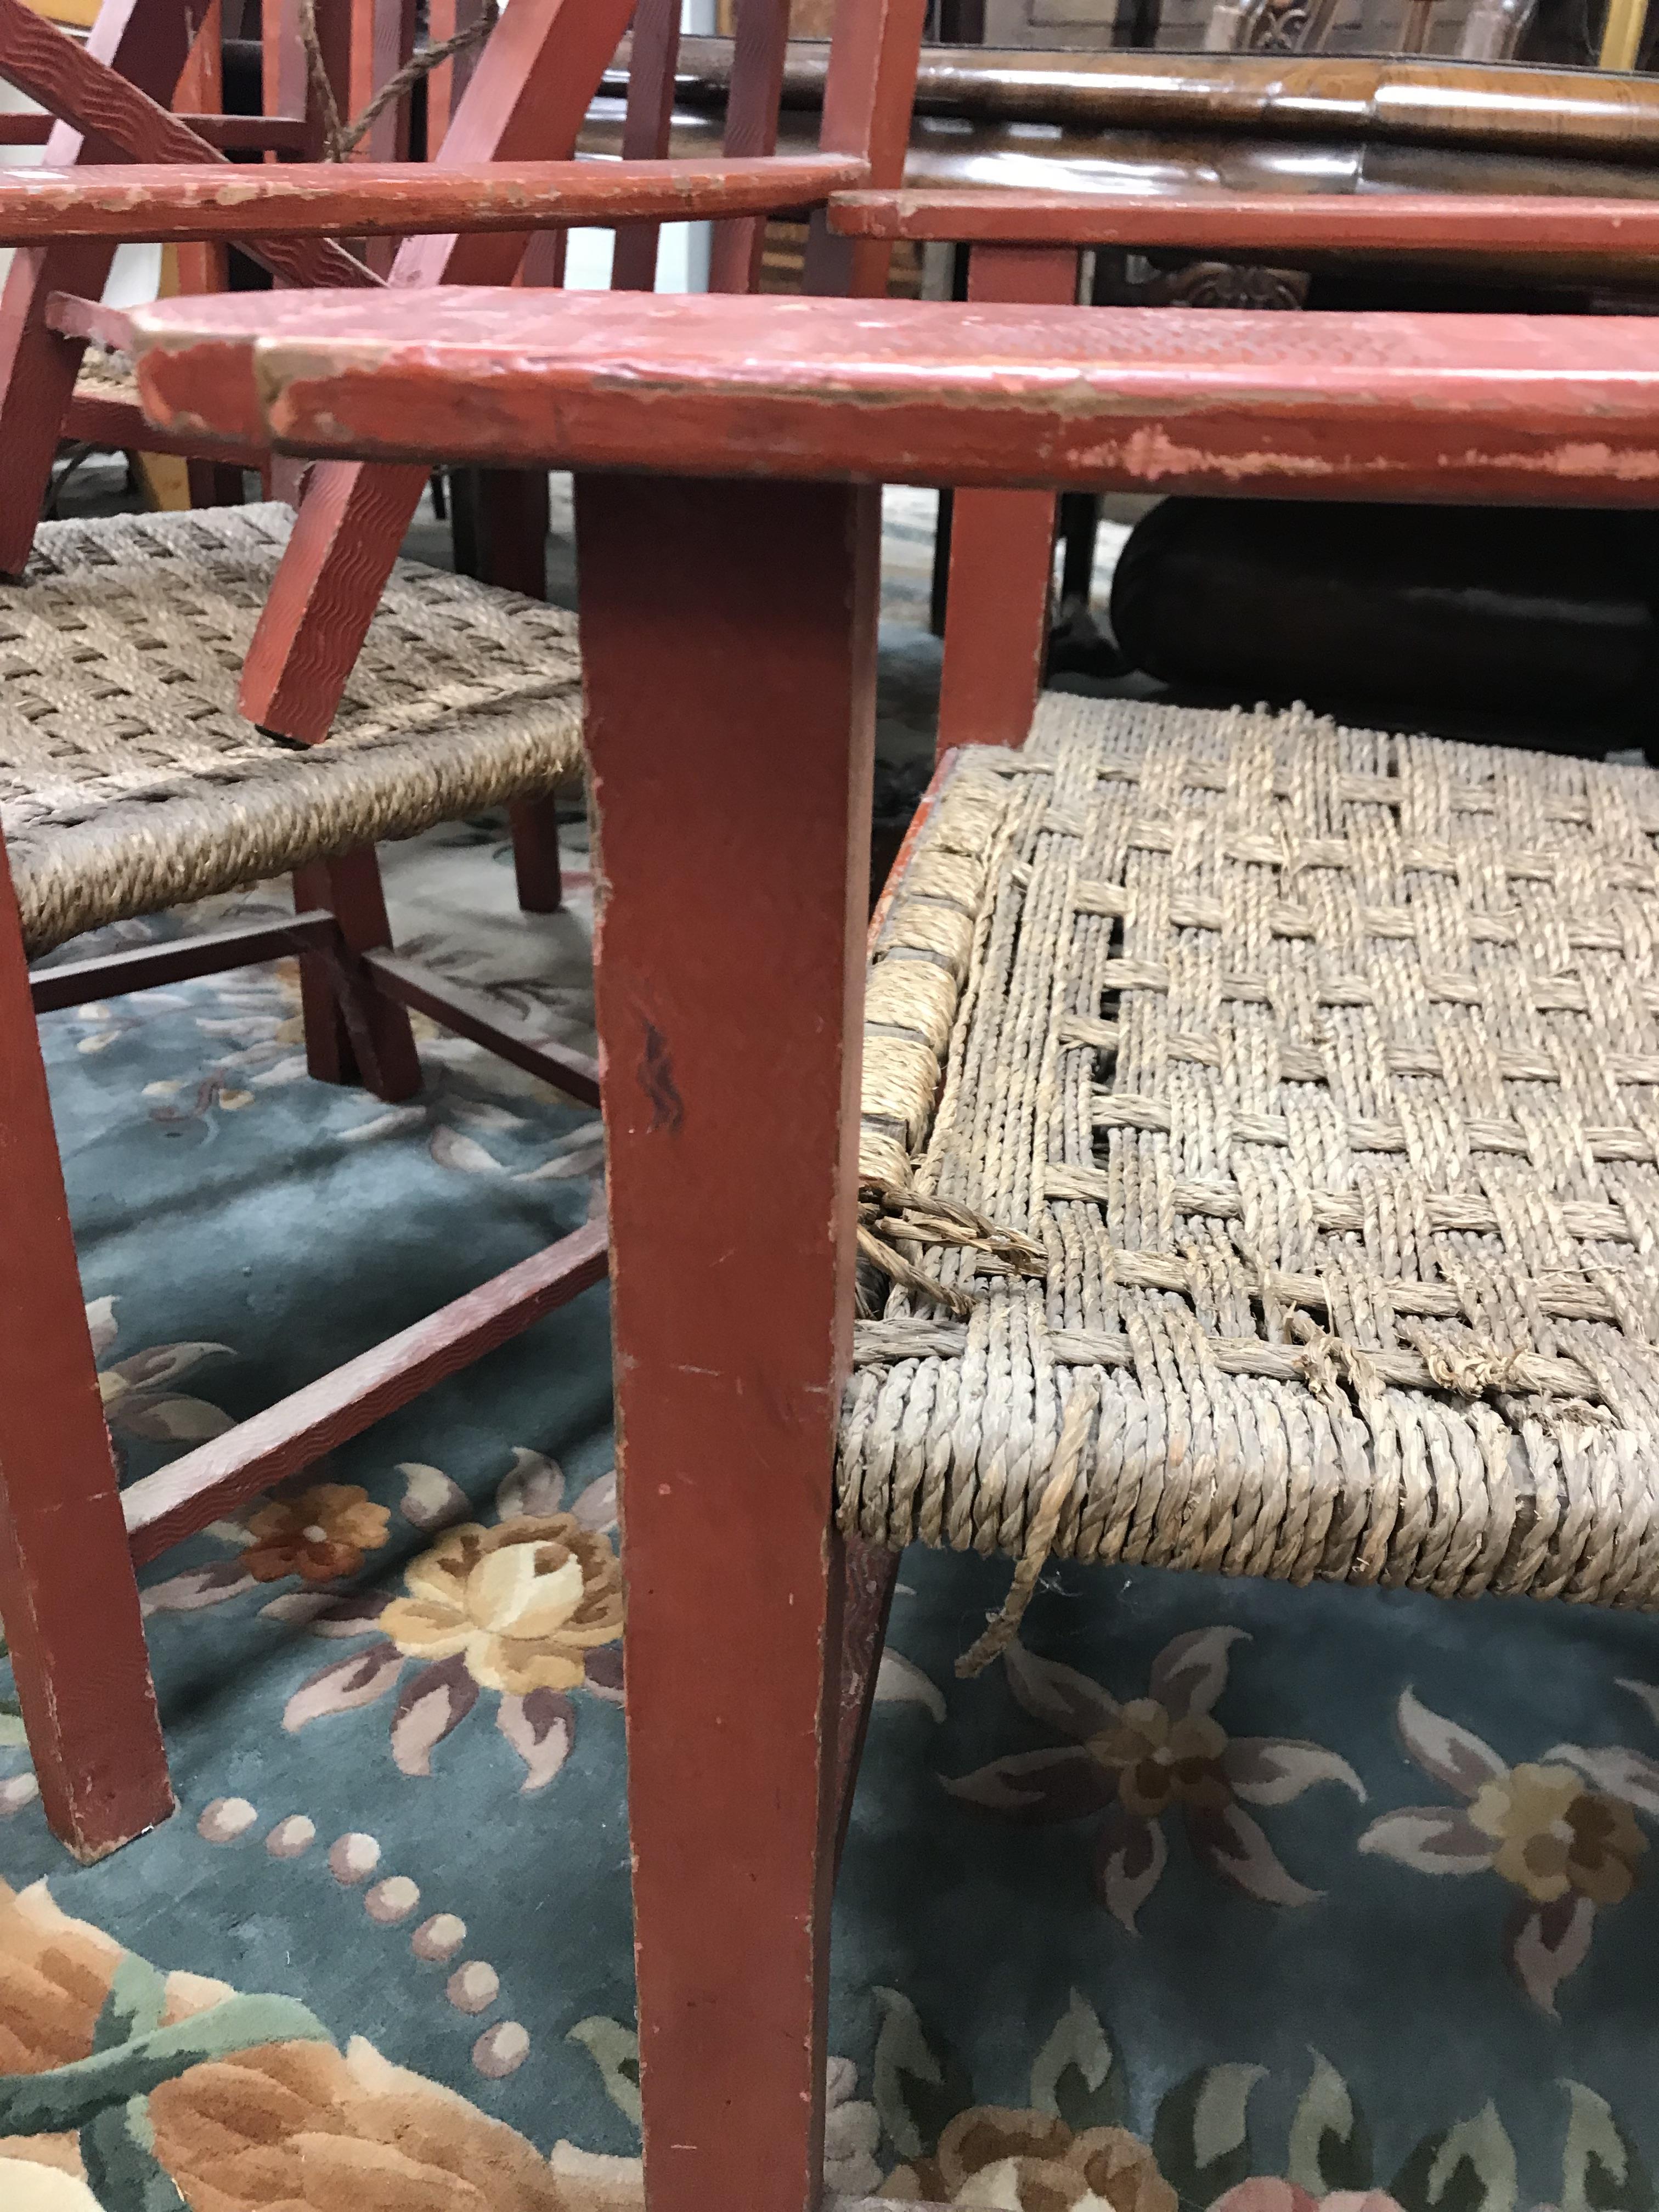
[806,0,927,296]
[0,0,379,573]
[244,0,929,742]
[612,0,684,292]
[709,0,792,292]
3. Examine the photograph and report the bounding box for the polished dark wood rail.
[578,75,1659,296]
[609,35,1659,162]
[128,286,1659,505]
[0,154,866,243]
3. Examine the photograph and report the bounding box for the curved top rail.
[0,155,864,245]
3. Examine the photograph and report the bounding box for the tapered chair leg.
[0,836,173,1861]
[292,848,422,1101]
[578,472,880,2212]
[468,468,565,917]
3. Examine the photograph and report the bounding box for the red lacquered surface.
[579,471,880,2212]
[827,185,1659,253]
[0,154,867,244]
[132,285,1659,505]
[936,244,1078,758]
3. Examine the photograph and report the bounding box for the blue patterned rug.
[4,487,1659,2212]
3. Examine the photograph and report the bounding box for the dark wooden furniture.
[592,41,1659,301]
[827,180,1659,738]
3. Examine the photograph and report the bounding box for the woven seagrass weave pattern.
[3,505,583,954]
[840,694,1659,1609]
[71,348,139,399]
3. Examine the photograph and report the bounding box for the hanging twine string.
[298,0,501,162]
[955,1381,1099,1679]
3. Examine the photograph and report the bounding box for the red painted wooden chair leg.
[578,470,880,2212]
[473,465,565,916]
[506,799,565,915]
[935,244,1080,760]
[292,849,421,1100]
[0,835,173,1861]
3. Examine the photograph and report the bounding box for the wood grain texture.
[291,850,420,1099]
[0,0,374,287]
[239,0,639,744]
[421,0,487,156]
[61,383,268,461]
[936,245,1077,760]
[0,0,370,575]
[0,0,191,576]
[132,287,1659,506]
[352,0,417,168]
[0,834,172,1861]
[122,1220,608,1565]
[170,0,225,307]
[263,0,313,154]
[0,155,868,244]
[506,799,567,915]
[451,461,568,918]
[578,470,879,2212]
[0,111,310,149]
[833,1538,899,1875]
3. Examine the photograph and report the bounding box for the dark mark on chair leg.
[639,1021,683,1134]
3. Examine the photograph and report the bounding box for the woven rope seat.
[840,693,1659,1634]
[70,347,140,404]
[3,504,583,956]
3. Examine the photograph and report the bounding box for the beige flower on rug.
[1359,1689,1653,2013]
[1087,1700,1232,1821]
[881,2107,1175,2212]
[280,1474,624,1793]
[1466,1761,1645,1909]
[381,1516,624,1695]
[0,1877,574,2211]
[1,2165,102,2210]
[241,1483,392,1585]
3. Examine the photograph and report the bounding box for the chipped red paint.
[0,0,370,290]
[0,155,869,245]
[827,186,1659,255]
[129,287,1659,506]
[0,831,172,1863]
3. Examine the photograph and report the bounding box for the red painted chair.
[231,0,923,753]
[128,204,1659,2212]
[0,0,922,1867]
